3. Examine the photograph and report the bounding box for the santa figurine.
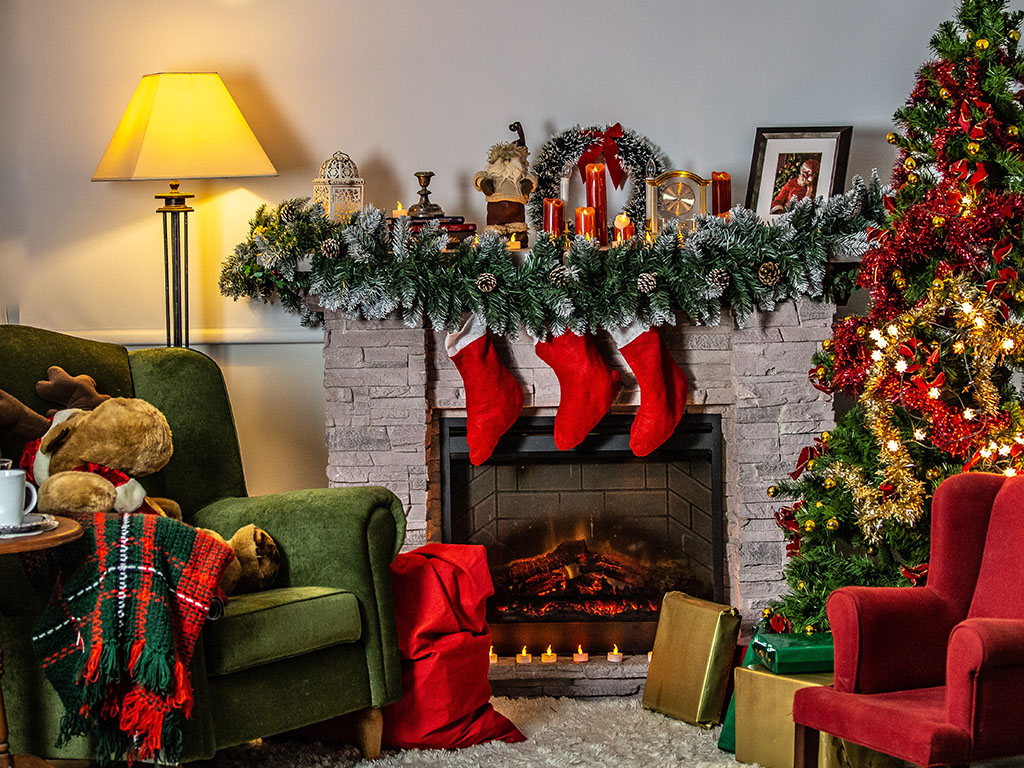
[473,122,538,246]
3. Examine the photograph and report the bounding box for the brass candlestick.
[408,171,444,218]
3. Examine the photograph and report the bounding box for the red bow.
[951,159,989,187]
[577,123,628,189]
[993,237,1014,264]
[789,439,828,480]
[901,562,929,586]
[769,613,793,632]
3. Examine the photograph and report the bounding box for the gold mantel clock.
[646,170,710,235]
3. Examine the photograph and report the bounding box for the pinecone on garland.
[322,238,341,258]
[637,272,658,294]
[758,262,782,286]
[476,272,498,293]
[279,203,299,224]
[707,268,729,291]
[549,265,571,287]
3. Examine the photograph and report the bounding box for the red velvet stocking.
[614,324,688,457]
[534,331,621,450]
[446,315,524,465]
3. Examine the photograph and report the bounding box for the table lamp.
[92,72,277,347]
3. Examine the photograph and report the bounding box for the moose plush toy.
[0,367,278,595]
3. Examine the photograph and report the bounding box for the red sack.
[382,543,525,749]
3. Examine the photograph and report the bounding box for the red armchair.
[793,473,1024,768]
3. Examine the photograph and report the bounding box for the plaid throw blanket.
[27,511,232,764]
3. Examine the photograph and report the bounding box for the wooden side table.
[0,516,83,768]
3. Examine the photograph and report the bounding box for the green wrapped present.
[751,632,834,674]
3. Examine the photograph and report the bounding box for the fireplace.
[321,299,837,631]
[440,414,722,653]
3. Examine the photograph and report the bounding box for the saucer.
[0,513,58,538]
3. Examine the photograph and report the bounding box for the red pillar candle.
[711,171,732,217]
[543,198,564,237]
[575,206,596,240]
[585,163,608,245]
[613,212,635,243]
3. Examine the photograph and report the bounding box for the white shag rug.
[212,697,750,768]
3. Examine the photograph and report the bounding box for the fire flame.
[510,233,517,243]
[396,201,403,211]
[577,644,583,654]
[489,645,493,654]
[521,646,528,656]
[546,645,553,655]
[612,644,619,654]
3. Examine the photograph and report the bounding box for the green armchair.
[0,325,406,762]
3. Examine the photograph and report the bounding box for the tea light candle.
[573,645,589,663]
[575,206,596,240]
[613,212,635,243]
[490,646,498,664]
[541,645,557,663]
[648,650,653,663]
[516,646,532,664]
[711,171,732,217]
[585,163,608,245]
[507,233,522,250]
[607,644,623,663]
[392,201,408,218]
[543,197,564,236]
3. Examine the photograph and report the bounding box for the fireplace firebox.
[440,414,723,654]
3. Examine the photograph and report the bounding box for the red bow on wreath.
[577,123,628,189]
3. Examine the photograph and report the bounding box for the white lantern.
[312,151,364,222]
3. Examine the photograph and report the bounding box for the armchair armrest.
[829,585,958,694]
[191,486,407,707]
[946,617,1024,738]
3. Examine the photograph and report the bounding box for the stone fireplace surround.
[321,299,835,625]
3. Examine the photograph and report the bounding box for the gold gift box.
[642,592,741,727]
[734,664,902,768]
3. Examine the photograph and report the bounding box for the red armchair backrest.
[928,472,1005,617]
[967,475,1024,619]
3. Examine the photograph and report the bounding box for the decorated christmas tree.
[765,0,1024,634]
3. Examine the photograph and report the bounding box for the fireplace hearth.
[440,414,722,653]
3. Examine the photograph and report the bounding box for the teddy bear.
[0,367,279,595]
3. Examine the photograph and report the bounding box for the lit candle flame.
[510,233,517,243]
[612,644,619,654]
[546,644,553,655]
[396,201,403,211]
[577,644,583,654]
[490,646,493,654]
[473,235,480,246]
[521,646,527,655]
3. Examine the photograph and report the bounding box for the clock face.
[646,170,709,235]
[659,181,697,218]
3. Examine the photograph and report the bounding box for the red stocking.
[535,331,621,450]
[612,324,688,457]
[446,315,524,465]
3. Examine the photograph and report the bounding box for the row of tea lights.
[489,644,653,664]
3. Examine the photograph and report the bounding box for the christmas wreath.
[526,123,671,233]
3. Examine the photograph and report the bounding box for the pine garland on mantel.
[219,174,887,337]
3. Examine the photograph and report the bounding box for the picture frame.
[745,126,852,219]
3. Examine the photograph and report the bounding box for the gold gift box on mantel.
[642,592,741,727]
[734,665,902,768]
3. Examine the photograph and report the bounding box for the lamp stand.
[155,181,194,348]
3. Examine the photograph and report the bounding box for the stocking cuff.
[445,313,488,357]
[608,322,650,349]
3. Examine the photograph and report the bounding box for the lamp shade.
[92,73,277,181]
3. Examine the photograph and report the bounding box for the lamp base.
[156,181,194,348]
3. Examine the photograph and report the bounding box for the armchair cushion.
[203,586,362,676]
[793,685,969,766]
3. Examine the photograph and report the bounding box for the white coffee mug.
[0,469,37,527]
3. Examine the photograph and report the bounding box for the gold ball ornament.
[932,278,946,291]
[901,314,916,328]
[824,477,837,490]
[1010,29,1021,42]
[797,581,806,591]
[940,87,952,99]
[932,215,946,228]
[1015,289,1024,302]
[806,459,817,472]
[891,268,903,280]
[826,517,840,531]
[907,172,920,184]
[967,141,981,155]
[821,430,833,442]
[803,519,817,533]
[761,606,773,618]
[976,38,990,49]
[926,468,941,481]
[856,326,868,338]
[767,485,778,498]
[867,545,879,556]
[815,366,827,380]
[895,277,908,289]
[886,132,899,145]
[822,339,833,351]
[1009,125,1020,137]
[805,624,816,635]
[904,156,918,170]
